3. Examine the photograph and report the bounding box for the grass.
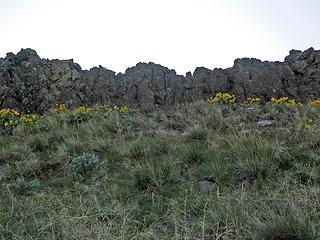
[0,102,320,239]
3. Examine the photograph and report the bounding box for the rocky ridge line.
[0,47,320,112]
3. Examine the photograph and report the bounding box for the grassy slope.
[0,102,320,239]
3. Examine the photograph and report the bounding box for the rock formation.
[0,47,320,112]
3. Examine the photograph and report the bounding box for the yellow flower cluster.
[70,106,94,124]
[20,114,39,125]
[53,104,67,112]
[3,119,14,127]
[93,104,100,110]
[0,109,20,118]
[0,109,20,129]
[207,92,236,104]
[74,106,93,114]
[308,99,320,107]
[105,105,129,113]
[244,97,261,105]
[1,108,40,130]
[269,97,301,108]
[305,119,314,129]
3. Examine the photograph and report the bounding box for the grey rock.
[198,180,215,193]
[257,120,272,127]
[1,47,320,112]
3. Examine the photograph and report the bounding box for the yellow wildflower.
[53,104,67,112]
[308,99,320,107]
[0,109,20,117]
[119,106,129,113]
[305,119,314,129]
[74,106,93,114]
[105,105,129,113]
[244,97,260,105]
[268,97,300,108]
[20,114,39,125]
[105,105,113,112]
[207,92,236,105]
[4,120,13,127]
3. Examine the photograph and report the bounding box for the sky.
[0,0,319,75]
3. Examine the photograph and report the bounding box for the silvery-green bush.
[69,153,99,179]
[16,177,40,195]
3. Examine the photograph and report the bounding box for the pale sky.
[1,0,319,74]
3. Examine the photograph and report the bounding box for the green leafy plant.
[69,153,100,179]
[16,177,40,195]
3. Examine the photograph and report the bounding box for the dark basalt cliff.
[1,47,320,112]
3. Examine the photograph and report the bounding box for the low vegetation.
[0,94,320,239]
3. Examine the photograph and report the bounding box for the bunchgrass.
[0,101,320,239]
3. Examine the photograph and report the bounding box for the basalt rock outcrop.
[0,47,320,112]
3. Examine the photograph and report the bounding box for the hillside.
[0,97,320,239]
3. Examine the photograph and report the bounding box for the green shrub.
[16,177,40,195]
[69,153,99,179]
